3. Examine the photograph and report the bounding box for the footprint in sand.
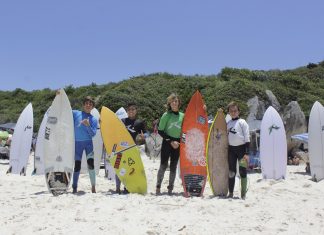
[303,183,312,188]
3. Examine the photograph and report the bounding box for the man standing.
[226,101,250,199]
[72,96,98,194]
[122,103,146,144]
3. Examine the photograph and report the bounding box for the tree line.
[1,61,324,131]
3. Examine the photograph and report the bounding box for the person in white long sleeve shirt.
[227,101,250,199]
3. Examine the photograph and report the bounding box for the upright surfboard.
[225,114,231,123]
[115,107,128,120]
[308,101,324,182]
[104,108,128,181]
[9,103,33,175]
[44,89,74,195]
[180,91,208,197]
[260,106,287,179]
[33,108,50,175]
[100,106,147,194]
[80,108,103,175]
[206,109,229,196]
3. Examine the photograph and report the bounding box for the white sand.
[1,148,324,235]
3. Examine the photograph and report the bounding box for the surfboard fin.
[313,174,317,182]
[20,167,26,176]
[6,166,12,174]
[241,178,247,199]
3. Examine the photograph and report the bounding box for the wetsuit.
[72,110,98,191]
[156,111,184,191]
[227,117,250,196]
[122,118,146,141]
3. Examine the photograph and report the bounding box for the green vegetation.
[1,61,324,131]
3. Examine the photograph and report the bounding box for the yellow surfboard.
[100,106,147,194]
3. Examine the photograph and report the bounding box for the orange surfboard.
[180,91,208,197]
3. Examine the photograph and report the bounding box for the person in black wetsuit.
[121,103,146,145]
[156,93,184,196]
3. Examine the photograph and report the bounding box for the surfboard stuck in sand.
[100,106,147,194]
[308,101,324,182]
[43,89,75,196]
[206,109,229,197]
[260,106,287,180]
[8,103,33,176]
[180,91,208,197]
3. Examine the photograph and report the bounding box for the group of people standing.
[73,93,250,200]
[71,97,146,194]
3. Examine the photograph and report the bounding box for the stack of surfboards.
[180,91,208,197]
[43,89,75,196]
[260,106,287,180]
[8,103,33,175]
[308,101,324,182]
[100,106,147,194]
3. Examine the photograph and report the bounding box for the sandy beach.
[0,147,324,235]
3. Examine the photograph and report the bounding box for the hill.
[1,61,324,131]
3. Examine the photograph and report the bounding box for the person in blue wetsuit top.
[72,96,98,194]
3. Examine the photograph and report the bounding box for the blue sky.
[1,0,323,91]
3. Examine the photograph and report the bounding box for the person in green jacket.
[156,93,184,195]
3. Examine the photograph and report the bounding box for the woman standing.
[156,93,184,195]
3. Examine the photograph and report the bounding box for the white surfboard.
[9,103,33,175]
[43,89,74,195]
[177,160,181,179]
[308,101,324,182]
[33,108,50,175]
[260,106,287,179]
[80,108,103,175]
[225,114,231,123]
[115,107,128,120]
[103,146,115,181]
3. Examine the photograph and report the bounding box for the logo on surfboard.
[24,125,32,131]
[119,168,126,176]
[216,129,222,140]
[129,168,135,175]
[268,124,280,135]
[114,153,122,169]
[128,157,135,166]
[45,127,51,140]
[47,117,58,124]
[197,116,206,125]
[120,141,129,147]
